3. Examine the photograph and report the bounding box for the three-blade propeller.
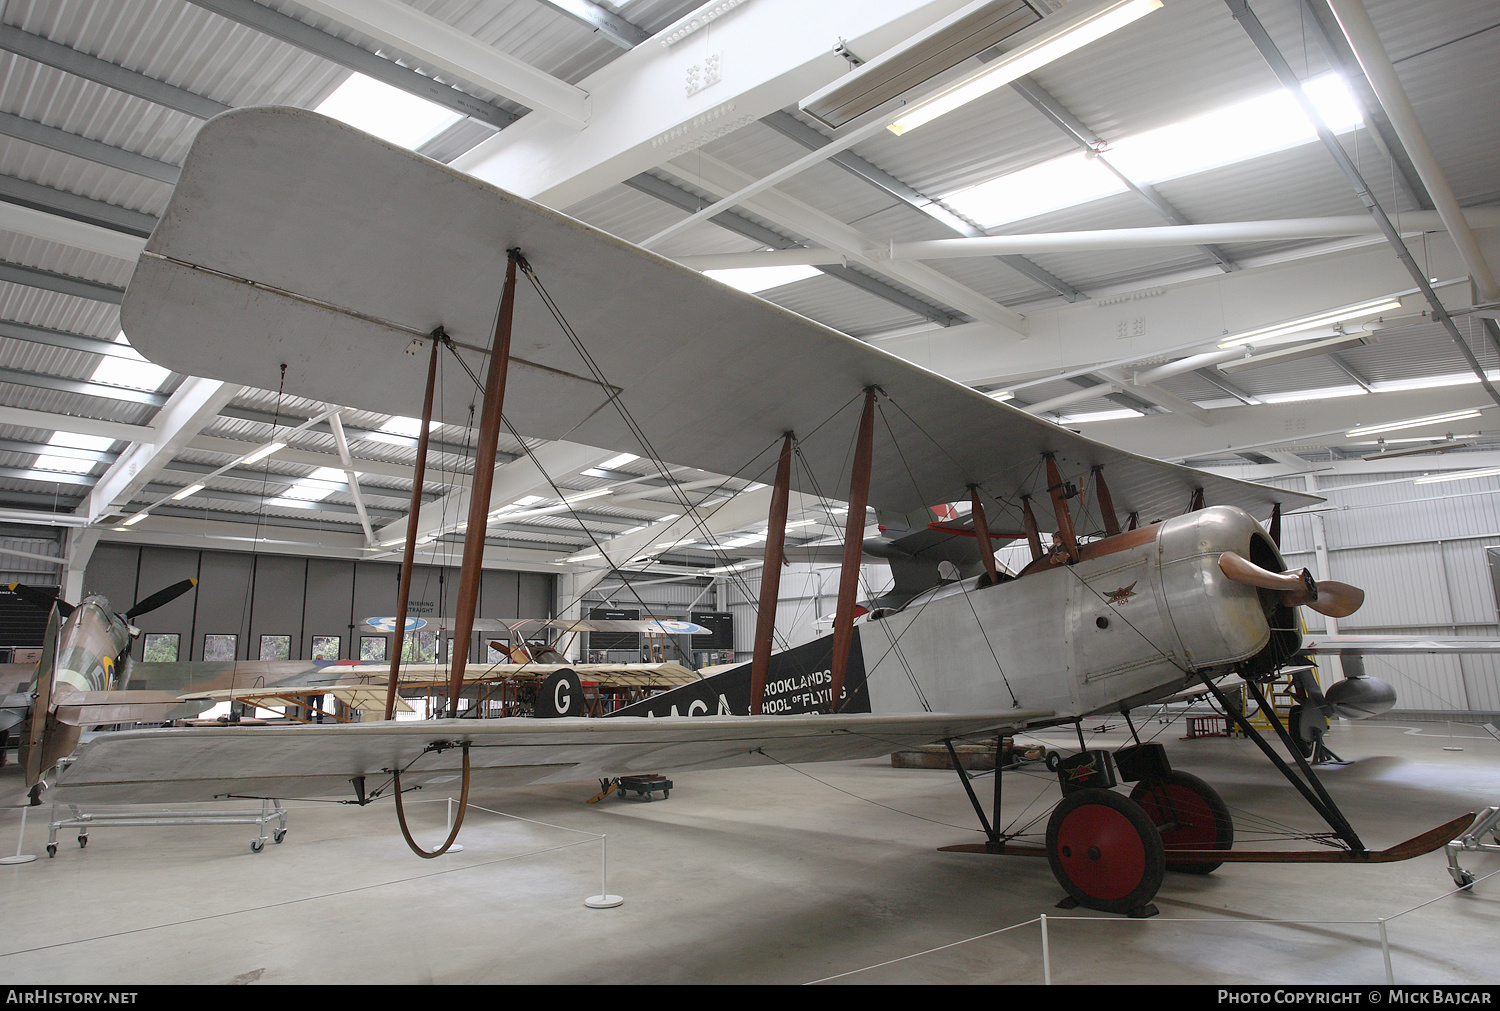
[1217,552,1365,618]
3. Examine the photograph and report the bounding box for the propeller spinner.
[1217,552,1365,618]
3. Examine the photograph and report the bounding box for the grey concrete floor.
[1,717,1497,985]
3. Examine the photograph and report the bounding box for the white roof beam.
[187,435,418,485]
[1097,367,1212,426]
[327,412,376,547]
[565,486,826,600]
[0,405,153,445]
[674,209,1500,267]
[1085,387,1495,465]
[0,201,147,261]
[82,377,241,524]
[536,0,650,50]
[1325,0,1499,304]
[453,0,974,207]
[1007,75,1237,273]
[295,0,589,128]
[373,441,613,547]
[663,152,1028,336]
[183,0,516,129]
[883,235,1498,394]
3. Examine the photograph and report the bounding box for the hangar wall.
[1267,469,1500,719]
[0,530,64,584]
[81,543,553,663]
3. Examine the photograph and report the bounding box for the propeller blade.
[124,578,198,620]
[1217,552,1311,596]
[7,582,73,618]
[1305,580,1365,618]
[1219,552,1365,616]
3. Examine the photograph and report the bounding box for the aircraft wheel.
[1044,750,1062,772]
[1288,705,1319,760]
[1130,771,1233,874]
[1046,788,1164,914]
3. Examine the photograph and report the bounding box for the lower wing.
[53,709,1051,805]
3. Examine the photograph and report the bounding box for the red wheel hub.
[1136,782,1218,850]
[1054,803,1148,901]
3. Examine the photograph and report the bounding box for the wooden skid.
[939,812,1474,863]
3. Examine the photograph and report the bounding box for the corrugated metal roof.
[0,0,1492,568]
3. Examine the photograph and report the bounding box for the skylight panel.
[1106,73,1362,184]
[704,265,822,294]
[90,333,170,392]
[378,416,440,438]
[943,152,1128,230]
[282,466,345,502]
[33,432,114,475]
[315,73,463,150]
[941,72,1363,229]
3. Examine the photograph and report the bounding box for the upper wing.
[120,107,1317,526]
[52,709,1050,805]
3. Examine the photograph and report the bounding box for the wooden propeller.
[1217,551,1365,618]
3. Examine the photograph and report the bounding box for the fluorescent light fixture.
[1351,434,1479,446]
[1217,333,1368,373]
[1055,407,1144,423]
[1347,409,1483,438]
[1360,439,1475,461]
[989,390,1015,402]
[566,551,604,563]
[887,0,1163,136]
[315,73,461,150]
[1218,297,1402,348]
[240,441,286,465]
[704,265,822,293]
[171,482,205,501]
[1413,467,1500,486]
[560,488,613,505]
[599,453,639,470]
[705,561,764,575]
[122,511,149,526]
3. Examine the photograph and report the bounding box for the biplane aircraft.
[30,106,1481,914]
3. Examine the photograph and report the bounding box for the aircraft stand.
[1445,806,1500,888]
[45,797,288,856]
